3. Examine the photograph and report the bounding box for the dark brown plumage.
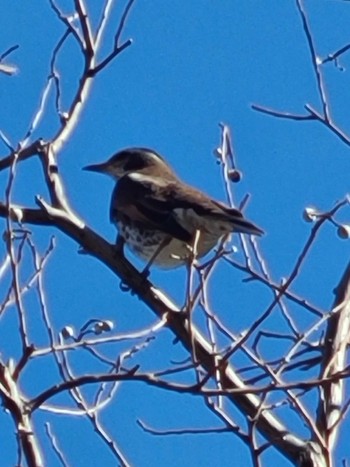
[84,148,263,268]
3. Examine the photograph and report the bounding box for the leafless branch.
[137,419,233,436]
[45,423,69,467]
[316,261,350,451]
[252,104,315,121]
[91,0,135,74]
[295,0,330,122]
[321,43,350,65]
[0,45,19,75]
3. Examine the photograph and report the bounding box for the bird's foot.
[119,280,131,293]
[140,266,151,280]
[119,267,150,294]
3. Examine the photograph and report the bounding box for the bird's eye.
[124,159,140,172]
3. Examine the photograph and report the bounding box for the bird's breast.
[116,220,222,268]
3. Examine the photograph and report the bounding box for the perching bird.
[84,148,263,271]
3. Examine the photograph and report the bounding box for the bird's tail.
[231,216,264,236]
[221,205,263,236]
[213,201,264,236]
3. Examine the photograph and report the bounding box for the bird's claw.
[140,267,151,280]
[119,281,131,292]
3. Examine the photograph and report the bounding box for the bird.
[84,147,263,272]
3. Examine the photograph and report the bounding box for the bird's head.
[84,147,176,180]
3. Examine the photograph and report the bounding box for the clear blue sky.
[0,1,349,466]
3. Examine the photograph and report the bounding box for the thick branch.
[316,261,350,451]
[0,364,43,467]
[0,201,327,466]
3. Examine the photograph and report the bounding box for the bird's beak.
[83,162,109,173]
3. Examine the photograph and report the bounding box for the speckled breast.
[116,221,222,268]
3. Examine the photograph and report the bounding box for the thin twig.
[295,0,330,122]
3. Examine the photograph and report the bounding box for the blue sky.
[1,1,350,466]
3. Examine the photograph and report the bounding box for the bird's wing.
[168,185,263,236]
[111,174,193,242]
[207,199,264,236]
[140,179,263,236]
[113,173,263,240]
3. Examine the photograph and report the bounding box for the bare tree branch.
[317,261,350,451]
